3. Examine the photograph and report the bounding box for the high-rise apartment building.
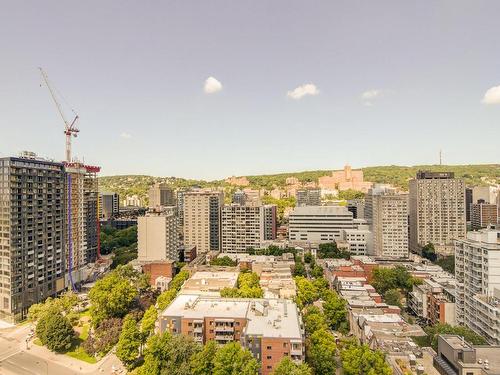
[455,228,500,344]
[100,192,119,219]
[347,199,365,219]
[465,187,473,222]
[138,210,179,261]
[409,171,466,255]
[0,155,66,322]
[288,206,353,243]
[370,187,409,258]
[471,202,498,230]
[221,204,277,253]
[296,189,321,207]
[183,190,223,253]
[232,190,247,206]
[262,204,277,241]
[148,183,176,208]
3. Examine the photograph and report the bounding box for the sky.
[0,1,499,180]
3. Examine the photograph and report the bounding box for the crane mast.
[39,67,79,162]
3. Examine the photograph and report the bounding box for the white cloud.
[360,89,382,106]
[361,89,380,100]
[204,76,223,94]
[120,132,132,139]
[287,83,319,100]
[482,85,500,104]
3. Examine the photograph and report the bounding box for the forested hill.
[99,164,500,200]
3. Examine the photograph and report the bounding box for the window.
[266,356,272,360]
[266,346,272,350]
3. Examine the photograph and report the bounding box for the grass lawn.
[33,338,42,346]
[64,320,97,364]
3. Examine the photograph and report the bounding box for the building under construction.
[64,162,101,290]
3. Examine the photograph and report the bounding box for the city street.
[0,325,124,375]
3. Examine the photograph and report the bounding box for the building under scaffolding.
[64,162,100,290]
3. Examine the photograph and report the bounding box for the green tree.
[317,242,350,259]
[340,343,392,375]
[421,243,437,262]
[190,340,218,375]
[306,329,337,375]
[116,315,142,369]
[36,309,74,352]
[311,265,324,278]
[303,252,313,264]
[89,270,138,326]
[293,261,307,277]
[213,342,260,375]
[303,306,328,335]
[435,255,455,274]
[322,290,349,333]
[211,256,238,267]
[140,305,158,339]
[137,333,201,375]
[384,288,402,307]
[157,270,190,310]
[425,324,487,351]
[273,357,312,375]
[294,277,319,308]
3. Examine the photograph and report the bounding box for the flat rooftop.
[161,294,303,339]
[180,271,239,295]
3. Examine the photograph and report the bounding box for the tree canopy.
[212,342,260,375]
[273,357,312,375]
[36,308,74,352]
[210,256,238,267]
[220,271,263,298]
[340,343,392,375]
[306,329,337,375]
[317,242,350,259]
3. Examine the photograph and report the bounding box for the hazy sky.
[1,1,499,180]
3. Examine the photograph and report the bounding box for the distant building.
[179,271,239,296]
[224,176,250,186]
[285,177,299,185]
[232,190,247,205]
[409,171,466,255]
[296,188,321,206]
[455,228,500,345]
[158,295,305,375]
[138,210,179,262]
[262,204,277,241]
[347,199,365,219]
[473,185,499,205]
[471,201,498,230]
[148,183,176,208]
[183,190,224,253]
[369,186,409,258]
[123,194,143,207]
[465,187,473,222]
[100,192,119,219]
[288,206,353,243]
[339,225,373,256]
[318,164,373,192]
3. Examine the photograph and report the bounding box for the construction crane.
[39,67,79,162]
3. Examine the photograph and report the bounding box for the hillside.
[99,164,500,201]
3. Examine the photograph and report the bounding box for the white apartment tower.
[221,204,277,253]
[409,171,466,255]
[288,206,353,244]
[369,187,409,258]
[455,228,500,344]
[148,183,176,208]
[138,210,179,261]
[183,190,224,253]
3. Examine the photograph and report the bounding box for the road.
[0,325,124,375]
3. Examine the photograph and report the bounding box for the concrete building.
[100,191,119,219]
[123,194,143,207]
[221,204,277,253]
[179,271,239,296]
[0,155,66,322]
[466,187,473,223]
[409,171,466,255]
[296,188,321,206]
[473,185,499,205]
[318,164,373,192]
[435,334,500,375]
[288,205,353,244]
[65,162,100,287]
[138,211,179,261]
[339,225,373,256]
[232,190,247,206]
[183,190,223,253]
[158,294,305,375]
[455,228,500,344]
[148,183,176,208]
[347,199,365,219]
[471,202,498,230]
[369,186,409,258]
